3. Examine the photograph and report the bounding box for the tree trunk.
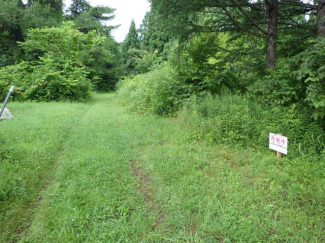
[266,0,278,69]
[318,0,325,37]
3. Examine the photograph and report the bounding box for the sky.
[64,0,151,42]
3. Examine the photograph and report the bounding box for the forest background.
[1,0,325,157]
[1,1,325,241]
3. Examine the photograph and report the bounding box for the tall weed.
[118,65,194,115]
[118,67,325,156]
[179,93,325,155]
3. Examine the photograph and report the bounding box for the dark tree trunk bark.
[266,0,278,69]
[318,0,325,37]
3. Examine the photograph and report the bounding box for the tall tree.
[266,0,278,69]
[123,20,140,50]
[72,6,115,34]
[150,0,318,69]
[139,10,170,56]
[67,0,115,35]
[0,0,24,67]
[122,20,144,74]
[67,0,91,18]
[317,0,325,36]
[27,0,63,16]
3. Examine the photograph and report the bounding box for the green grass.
[0,93,324,242]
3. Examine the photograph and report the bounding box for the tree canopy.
[149,0,323,68]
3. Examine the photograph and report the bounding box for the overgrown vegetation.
[118,65,193,115]
[118,65,325,156]
[118,1,325,157]
[1,0,325,241]
[1,94,324,242]
[0,0,121,101]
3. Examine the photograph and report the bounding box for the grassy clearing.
[0,100,91,241]
[0,93,324,242]
[119,110,325,242]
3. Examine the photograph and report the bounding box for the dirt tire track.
[131,159,164,230]
[12,103,95,243]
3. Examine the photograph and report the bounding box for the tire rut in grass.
[131,159,165,230]
[13,104,94,243]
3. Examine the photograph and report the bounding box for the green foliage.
[139,10,170,56]
[179,93,325,155]
[1,94,325,242]
[67,0,91,17]
[28,0,63,16]
[293,38,325,120]
[21,2,61,32]
[123,20,140,50]
[118,65,194,115]
[0,0,121,94]
[0,22,116,101]
[149,0,317,70]
[88,37,121,91]
[70,6,115,35]
[0,0,66,68]
[123,48,148,74]
[117,63,324,155]
[136,52,162,74]
[122,48,163,75]
[250,38,325,120]
[23,61,91,101]
[0,0,24,67]
[172,33,265,95]
[0,62,29,100]
[122,20,145,75]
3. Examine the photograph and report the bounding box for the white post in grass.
[0,86,15,117]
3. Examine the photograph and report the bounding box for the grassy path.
[0,93,324,242]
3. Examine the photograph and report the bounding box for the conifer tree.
[68,0,91,18]
[123,20,140,50]
[121,20,143,74]
[27,0,63,15]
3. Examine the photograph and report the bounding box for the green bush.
[0,22,115,101]
[0,62,28,100]
[118,65,194,115]
[23,62,91,101]
[250,38,325,121]
[179,93,325,155]
[117,60,324,156]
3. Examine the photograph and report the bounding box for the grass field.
[0,93,324,242]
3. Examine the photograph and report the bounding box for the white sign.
[269,133,288,155]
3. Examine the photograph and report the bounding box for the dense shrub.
[250,38,325,121]
[23,63,91,101]
[0,22,115,101]
[117,59,325,156]
[179,93,325,155]
[118,65,194,115]
[0,62,28,100]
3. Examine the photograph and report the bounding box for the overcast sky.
[64,0,151,42]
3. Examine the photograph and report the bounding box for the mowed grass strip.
[0,99,92,242]
[1,93,324,242]
[19,94,154,242]
[123,113,325,242]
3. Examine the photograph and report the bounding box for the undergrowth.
[179,93,325,156]
[1,93,324,242]
[118,66,325,157]
[118,65,194,115]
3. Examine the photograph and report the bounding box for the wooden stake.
[277,151,281,162]
[277,133,282,162]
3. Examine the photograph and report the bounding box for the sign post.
[269,133,288,161]
[0,86,15,118]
